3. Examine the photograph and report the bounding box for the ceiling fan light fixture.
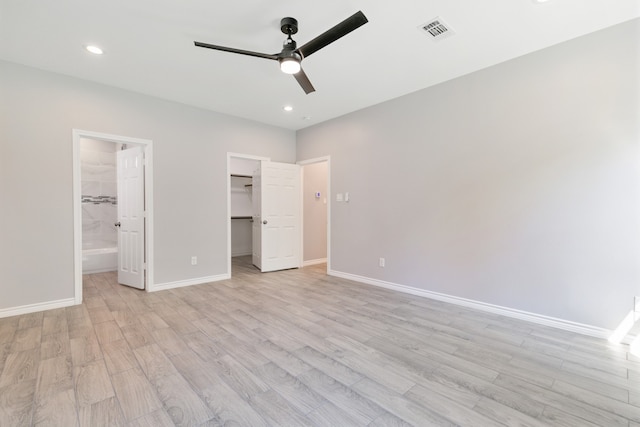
[279,57,301,74]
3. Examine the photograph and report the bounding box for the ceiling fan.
[194,11,368,94]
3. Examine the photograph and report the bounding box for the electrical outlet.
[379,257,385,268]
[191,256,197,265]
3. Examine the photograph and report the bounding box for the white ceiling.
[0,1,638,130]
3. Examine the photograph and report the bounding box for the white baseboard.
[328,269,613,341]
[151,274,230,292]
[303,258,327,267]
[82,268,117,274]
[0,298,76,319]
[232,251,252,257]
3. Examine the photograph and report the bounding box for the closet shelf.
[231,216,253,220]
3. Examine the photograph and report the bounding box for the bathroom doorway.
[72,130,154,303]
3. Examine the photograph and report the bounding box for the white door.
[253,161,301,272]
[116,146,145,289]
[252,168,263,269]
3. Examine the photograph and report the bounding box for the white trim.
[297,156,331,272]
[328,269,614,341]
[72,129,155,301]
[232,251,253,257]
[227,152,271,162]
[0,298,76,319]
[303,258,327,267]
[226,153,270,277]
[151,274,230,292]
[82,268,118,275]
[72,136,82,304]
[144,143,155,291]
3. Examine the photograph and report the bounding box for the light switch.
[345,192,350,202]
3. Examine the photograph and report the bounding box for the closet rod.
[230,174,252,178]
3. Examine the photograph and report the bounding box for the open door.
[253,161,301,272]
[116,146,145,289]
[252,167,263,270]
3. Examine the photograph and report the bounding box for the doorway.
[72,129,154,303]
[227,153,331,277]
[227,153,269,276]
[298,157,330,271]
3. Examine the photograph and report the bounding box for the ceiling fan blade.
[297,11,368,59]
[194,41,278,61]
[293,68,315,94]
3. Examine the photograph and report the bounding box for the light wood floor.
[0,257,638,426]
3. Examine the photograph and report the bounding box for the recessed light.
[85,45,103,55]
[283,105,293,112]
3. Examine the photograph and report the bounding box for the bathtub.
[82,240,117,274]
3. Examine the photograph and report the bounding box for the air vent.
[419,17,454,41]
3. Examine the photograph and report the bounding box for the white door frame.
[226,152,270,276]
[297,156,331,271]
[72,129,154,303]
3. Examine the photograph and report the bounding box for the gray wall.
[302,162,328,262]
[0,60,295,310]
[296,19,640,330]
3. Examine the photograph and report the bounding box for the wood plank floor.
[0,256,638,426]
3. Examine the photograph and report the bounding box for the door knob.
[262,220,268,225]
[114,222,121,227]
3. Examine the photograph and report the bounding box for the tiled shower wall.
[81,138,120,249]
